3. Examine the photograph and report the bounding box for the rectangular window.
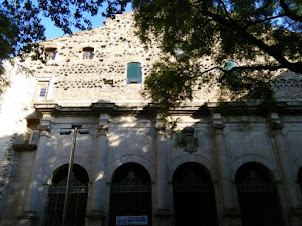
[39,88,47,97]
[83,47,94,59]
[45,48,57,60]
[127,62,142,84]
[36,81,49,100]
[83,51,93,59]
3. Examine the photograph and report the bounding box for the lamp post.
[60,123,89,226]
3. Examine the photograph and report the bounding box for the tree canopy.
[128,0,302,111]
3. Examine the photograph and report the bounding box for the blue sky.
[43,4,132,39]
[1,1,132,40]
[43,11,105,39]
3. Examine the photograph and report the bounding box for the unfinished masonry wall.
[30,12,163,104]
[29,12,302,105]
[0,62,36,216]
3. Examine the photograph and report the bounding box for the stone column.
[212,113,242,226]
[87,114,109,226]
[269,113,302,226]
[154,119,172,226]
[18,118,52,226]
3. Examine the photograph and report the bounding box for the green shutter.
[127,62,142,83]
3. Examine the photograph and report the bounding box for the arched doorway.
[173,163,218,226]
[236,162,284,226]
[45,164,89,226]
[109,163,152,226]
[298,167,302,194]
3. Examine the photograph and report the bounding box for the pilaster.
[154,117,172,226]
[18,116,52,226]
[212,113,242,226]
[87,114,109,226]
[269,112,302,226]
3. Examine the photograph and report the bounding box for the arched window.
[45,48,57,60]
[83,47,94,59]
[127,62,142,83]
[109,163,152,226]
[45,164,89,226]
[236,162,284,226]
[173,163,218,226]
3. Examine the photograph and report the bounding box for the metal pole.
[62,126,79,226]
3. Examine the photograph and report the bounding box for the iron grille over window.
[127,62,142,83]
[45,165,89,226]
[173,163,218,226]
[109,164,152,226]
[83,47,94,59]
[235,163,284,226]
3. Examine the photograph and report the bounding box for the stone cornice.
[34,101,302,116]
[34,102,117,115]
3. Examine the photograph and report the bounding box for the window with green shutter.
[127,62,142,84]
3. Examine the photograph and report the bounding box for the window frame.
[39,87,47,97]
[45,47,57,61]
[35,77,52,100]
[83,47,94,60]
[126,62,142,84]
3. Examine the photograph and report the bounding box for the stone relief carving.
[268,112,284,136]
[182,127,198,154]
[37,124,51,132]
[37,124,51,136]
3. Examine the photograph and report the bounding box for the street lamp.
[60,122,89,226]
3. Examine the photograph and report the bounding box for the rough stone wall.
[26,11,302,106]
[272,71,302,101]
[0,61,36,217]
[29,12,163,105]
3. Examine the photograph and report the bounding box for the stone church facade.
[1,12,302,226]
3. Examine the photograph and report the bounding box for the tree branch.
[194,63,298,85]
[217,0,232,19]
[191,66,221,79]
[228,64,284,71]
[280,0,302,22]
[191,64,287,82]
[243,14,285,29]
[198,7,302,74]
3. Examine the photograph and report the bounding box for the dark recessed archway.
[173,162,218,226]
[109,163,152,226]
[236,162,284,226]
[298,167,302,195]
[45,164,89,226]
